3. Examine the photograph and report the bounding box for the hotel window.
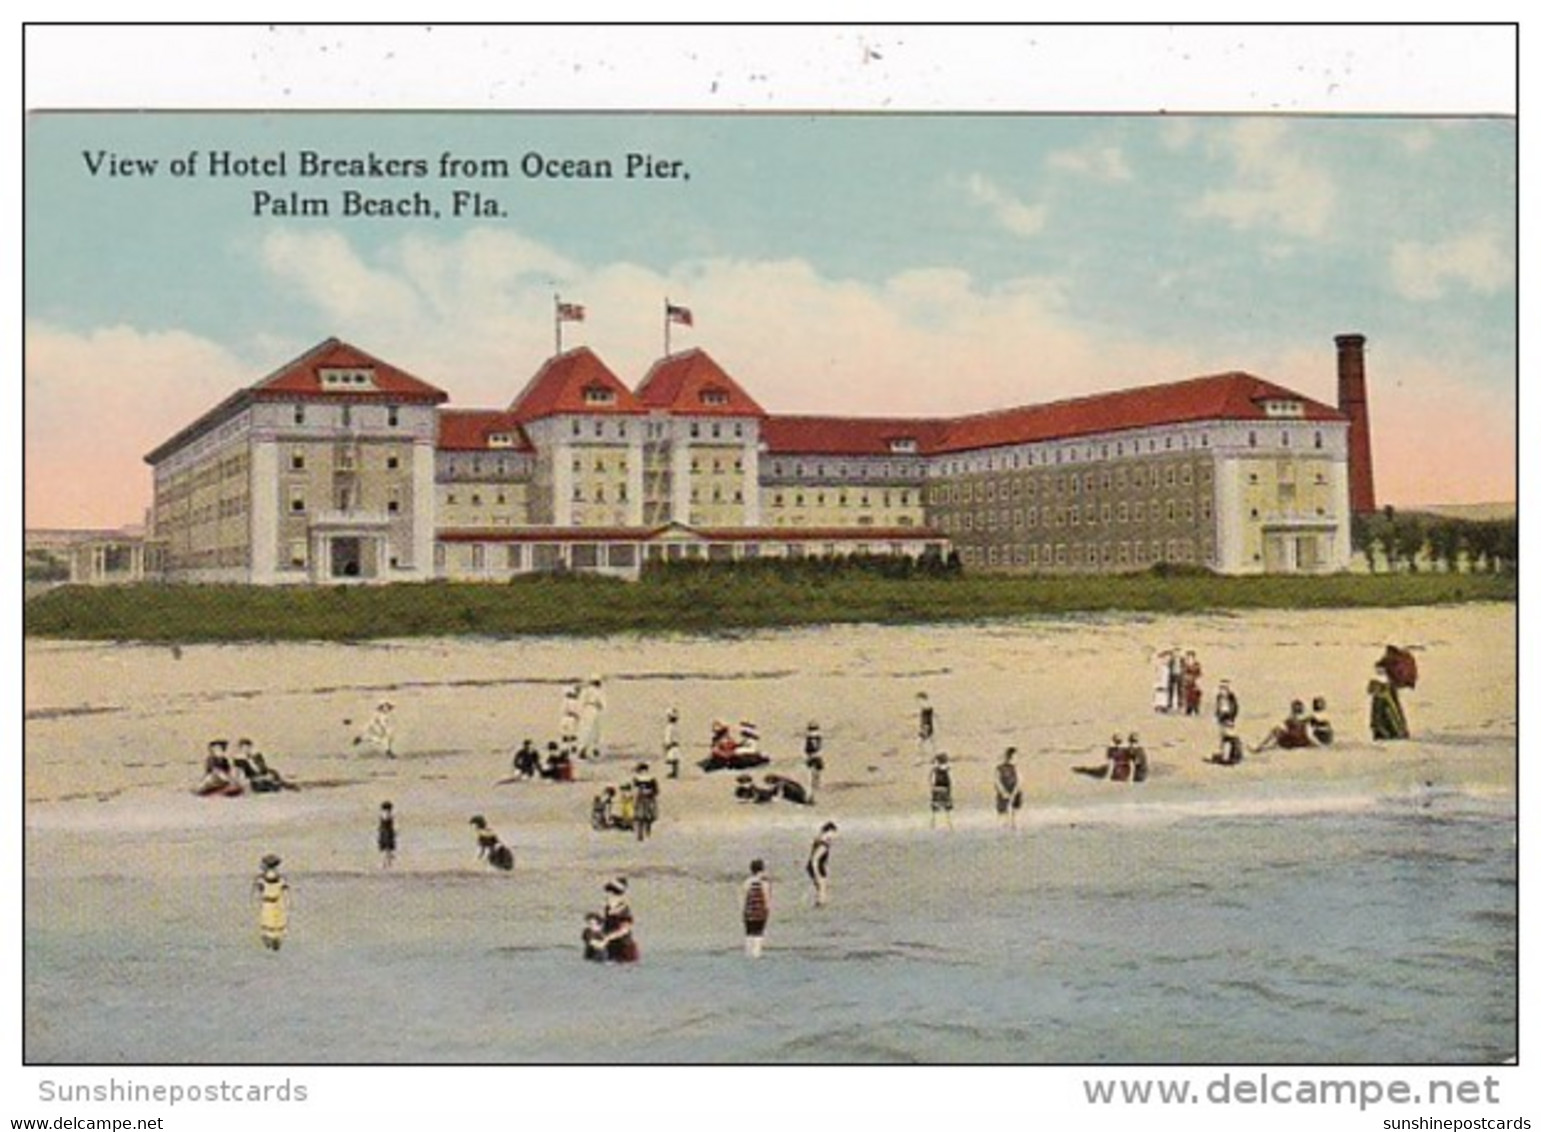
[387,455,400,470]
[387,406,400,427]
[289,488,306,513]
[1248,431,1258,447]
[289,541,307,568]
[293,405,306,425]
[572,420,582,437]
[341,405,352,428]
[290,450,306,471]
[1314,431,1324,449]
[1134,502,1145,522]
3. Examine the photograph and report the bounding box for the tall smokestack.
[1336,333,1376,514]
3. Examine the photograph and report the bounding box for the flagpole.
[663,297,671,357]
[554,293,562,355]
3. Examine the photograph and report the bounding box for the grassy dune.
[22,567,1516,643]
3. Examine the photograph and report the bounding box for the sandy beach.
[23,603,1517,1062]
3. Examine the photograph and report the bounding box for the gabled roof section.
[507,348,646,422]
[636,348,767,417]
[251,337,449,403]
[760,415,950,456]
[937,372,1347,453]
[437,410,533,452]
[146,337,449,464]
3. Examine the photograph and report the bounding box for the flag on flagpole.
[557,301,587,322]
[666,303,694,327]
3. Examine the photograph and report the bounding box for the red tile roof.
[935,371,1346,453]
[437,410,532,452]
[251,338,449,403]
[507,348,647,421]
[761,415,949,456]
[636,349,767,417]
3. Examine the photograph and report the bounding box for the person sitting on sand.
[764,773,813,806]
[1308,697,1334,746]
[355,701,396,758]
[540,743,573,782]
[591,786,617,830]
[512,739,542,780]
[247,750,295,792]
[734,774,767,803]
[1108,734,1134,782]
[1072,735,1119,780]
[613,783,637,831]
[929,753,954,829]
[582,913,608,961]
[195,740,236,796]
[1208,722,1245,766]
[1127,733,1149,783]
[1254,700,1314,753]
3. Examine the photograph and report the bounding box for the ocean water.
[25,796,1515,1064]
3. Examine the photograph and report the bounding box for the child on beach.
[582,913,608,961]
[929,753,954,829]
[742,859,771,958]
[377,801,397,868]
[806,822,838,907]
[253,854,290,951]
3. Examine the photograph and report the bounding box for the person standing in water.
[742,859,772,958]
[377,801,397,868]
[806,821,838,907]
[929,752,954,830]
[254,854,290,951]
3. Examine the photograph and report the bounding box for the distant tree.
[1424,520,1465,573]
[1493,518,1518,574]
[1389,513,1428,573]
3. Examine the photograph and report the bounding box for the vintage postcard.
[19,23,1519,1121]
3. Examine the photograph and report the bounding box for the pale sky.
[24,61,1516,529]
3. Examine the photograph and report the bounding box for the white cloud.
[962,173,1048,237]
[25,323,248,527]
[1191,119,1336,238]
[1047,143,1132,181]
[1389,228,1513,301]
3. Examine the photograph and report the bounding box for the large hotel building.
[139,332,1376,584]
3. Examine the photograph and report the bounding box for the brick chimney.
[1336,333,1376,515]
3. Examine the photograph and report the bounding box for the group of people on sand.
[1249,697,1334,755]
[194,738,295,796]
[503,739,575,783]
[590,763,662,840]
[1073,734,1151,783]
[701,719,772,771]
[733,771,814,806]
[1153,648,1204,715]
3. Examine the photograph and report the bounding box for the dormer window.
[488,432,515,449]
[319,367,378,391]
[583,385,616,406]
[888,437,918,454]
[1262,399,1304,418]
[699,387,730,406]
